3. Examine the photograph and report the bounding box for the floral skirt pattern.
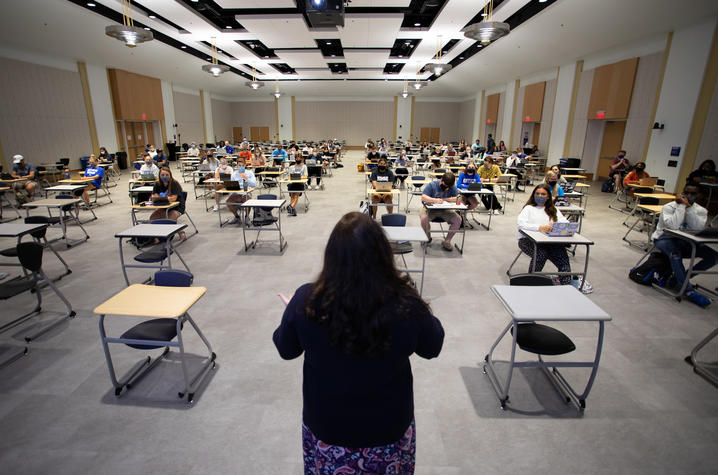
[302,420,416,475]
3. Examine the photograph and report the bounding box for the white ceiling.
[0,0,717,99]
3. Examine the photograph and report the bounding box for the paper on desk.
[429,202,457,208]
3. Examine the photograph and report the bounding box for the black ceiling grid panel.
[389,39,421,59]
[327,63,349,75]
[427,0,560,81]
[270,63,298,75]
[315,39,344,58]
[236,40,279,59]
[432,39,460,59]
[66,0,253,80]
[199,40,237,60]
[462,0,507,29]
[400,0,449,30]
[383,63,405,75]
[177,0,244,31]
[244,65,265,75]
[130,0,186,32]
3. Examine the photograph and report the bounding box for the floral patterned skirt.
[302,419,416,475]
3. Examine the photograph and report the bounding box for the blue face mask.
[161,176,169,183]
[238,167,246,173]
[534,195,547,205]
[618,154,625,159]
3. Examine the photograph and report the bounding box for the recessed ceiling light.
[326,41,331,45]
[263,56,269,58]
[398,55,403,58]
[539,0,547,2]
[225,26,232,29]
[331,54,335,57]
[414,23,421,27]
[181,45,186,49]
[86,2,96,6]
[206,58,211,61]
[148,15,156,19]
[481,13,487,17]
[144,27,151,31]
[459,56,464,59]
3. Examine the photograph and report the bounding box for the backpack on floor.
[359,201,370,216]
[629,252,671,286]
[601,178,615,193]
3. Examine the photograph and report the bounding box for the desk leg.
[419,240,426,295]
[118,237,130,286]
[483,321,518,408]
[176,312,217,403]
[686,326,718,387]
[579,245,590,292]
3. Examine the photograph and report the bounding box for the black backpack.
[601,178,615,193]
[629,252,671,286]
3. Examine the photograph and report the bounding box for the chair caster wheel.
[684,355,694,366]
[482,365,487,375]
[211,352,217,361]
[500,401,506,410]
[579,399,586,409]
[70,311,77,317]
[178,391,185,398]
[115,387,122,396]
[676,297,682,302]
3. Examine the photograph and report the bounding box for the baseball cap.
[13,154,23,164]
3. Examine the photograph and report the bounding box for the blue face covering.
[534,195,547,205]
[618,154,625,159]
[161,176,169,183]
[238,167,246,173]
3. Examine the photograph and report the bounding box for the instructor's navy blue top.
[273,283,444,447]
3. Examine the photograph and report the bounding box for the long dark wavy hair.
[525,183,558,221]
[304,212,431,356]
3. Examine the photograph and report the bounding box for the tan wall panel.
[108,68,164,121]
[413,102,460,142]
[0,56,91,169]
[230,101,276,142]
[587,63,612,118]
[458,99,476,141]
[522,81,546,122]
[606,57,639,119]
[486,93,500,123]
[211,98,232,142]
[294,101,393,146]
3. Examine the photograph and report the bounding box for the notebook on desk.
[152,196,169,205]
[495,175,511,184]
[544,222,579,237]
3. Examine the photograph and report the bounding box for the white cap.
[13,154,23,164]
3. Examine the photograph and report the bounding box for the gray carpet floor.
[0,150,716,474]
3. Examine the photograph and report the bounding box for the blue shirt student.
[457,171,481,189]
[230,166,257,189]
[548,183,565,197]
[423,179,458,200]
[271,148,288,162]
[84,164,104,188]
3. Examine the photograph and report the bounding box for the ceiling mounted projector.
[305,0,345,28]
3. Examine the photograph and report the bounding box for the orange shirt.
[623,170,650,187]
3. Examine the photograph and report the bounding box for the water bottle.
[243,179,248,192]
[64,168,70,179]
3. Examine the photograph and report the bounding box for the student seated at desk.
[497,140,507,152]
[212,159,234,211]
[225,158,257,225]
[549,164,568,187]
[286,157,308,217]
[305,150,326,190]
[456,164,480,211]
[273,212,443,475]
[150,167,186,240]
[82,155,104,205]
[98,146,110,163]
[366,147,381,164]
[623,162,650,188]
[609,150,630,191]
[517,184,572,285]
[271,145,288,168]
[251,146,266,168]
[420,172,461,252]
[222,140,235,155]
[187,142,200,157]
[652,184,716,307]
[370,159,396,219]
[237,144,251,163]
[139,153,160,178]
[477,157,503,214]
[544,171,566,200]
[10,154,37,204]
[687,159,717,185]
[395,151,411,186]
[154,149,168,168]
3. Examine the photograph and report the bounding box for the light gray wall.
[512,87,526,148]
[414,101,460,142]
[458,99,476,142]
[0,56,91,170]
[230,101,275,142]
[173,91,203,145]
[623,52,663,165]
[539,79,557,154]
[211,98,232,143]
[568,69,594,159]
[295,100,392,146]
[696,75,718,168]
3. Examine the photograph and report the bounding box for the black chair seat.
[0,247,17,257]
[134,246,172,263]
[252,217,278,226]
[511,323,576,356]
[120,318,178,350]
[0,276,35,299]
[390,242,413,254]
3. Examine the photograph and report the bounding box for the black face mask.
[440,183,448,191]
[548,181,557,187]
[378,166,387,172]
[467,168,476,174]
[637,167,645,172]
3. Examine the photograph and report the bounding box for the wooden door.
[430,128,440,143]
[533,123,541,148]
[233,127,243,142]
[420,127,432,143]
[597,120,626,178]
[117,122,127,152]
[250,126,270,142]
[259,126,270,142]
[146,122,155,148]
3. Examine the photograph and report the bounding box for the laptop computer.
[545,222,580,237]
[198,162,210,171]
[290,172,303,181]
[467,182,483,191]
[639,177,658,187]
[224,180,240,190]
[374,181,393,192]
[140,173,155,181]
[495,175,512,184]
[152,196,169,205]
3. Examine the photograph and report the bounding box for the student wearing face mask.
[477,157,503,214]
[225,158,257,225]
[212,159,234,211]
[549,165,568,188]
[622,162,650,187]
[609,150,630,190]
[369,158,396,219]
[150,167,186,240]
[456,164,481,210]
[139,153,160,178]
[420,172,461,252]
[652,184,716,307]
[544,171,565,199]
[517,184,572,284]
[395,151,410,187]
[287,157,308,216]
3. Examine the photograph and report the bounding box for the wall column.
[644,18,718,192]
[161,81,176,144]
[473,90,484,143]
[84,63,118,153]
[77,61,99,155]
[548,61,582,161]
[200,90,214,145]
[277,95,293,142]
[501,79,519,147]
[395,96,412,141]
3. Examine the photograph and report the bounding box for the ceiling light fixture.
[105,0,153,48]
[461,0,510,45]
[411,61,427,90]
[424,36,452,77]
[271,79,282,99]
[148,14,156,19]
[246,67,265,90]
[87,2,96,6]
[225,26,232,29]
[399,79,412,99]
[414,22,421,27]
[201,37,229,77]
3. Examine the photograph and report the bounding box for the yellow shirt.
[478,164,501,180]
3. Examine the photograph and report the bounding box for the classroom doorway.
[250,126,270,142]
[596,120,626,179]
[117,120,156,160]
[233,127,243,143]
[419,127,440,143]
